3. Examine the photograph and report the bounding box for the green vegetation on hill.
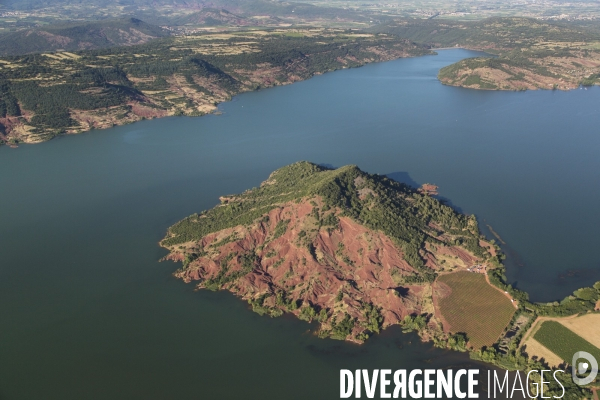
[163,162,485,281]
[534,321,600,363]
[8,66,140,134]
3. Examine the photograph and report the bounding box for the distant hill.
[204,0,371,21]
[173,8,247,26]
[172,7,281,26]
[0,18,169,56]
[370,17,600,49]
[3,0,371,23]
[2,0,145,9]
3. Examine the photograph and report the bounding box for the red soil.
[165,199,486,342]
[167,200,435,341]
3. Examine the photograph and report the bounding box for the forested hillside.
[0,29,427,145]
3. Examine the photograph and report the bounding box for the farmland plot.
[533,321,600,363]
[435,271,516,349]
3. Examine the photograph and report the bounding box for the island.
[161,162,600,396]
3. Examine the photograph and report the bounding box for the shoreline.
[431,46,467,50]
[160,161,600,385]
[1,50,426,148]
[10,42,594,146]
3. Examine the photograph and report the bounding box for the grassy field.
[533,320,600,364]
[436,271,516,349]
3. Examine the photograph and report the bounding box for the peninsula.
[0,30,427,145]
[161,162,600,396]
[373,17,600,91]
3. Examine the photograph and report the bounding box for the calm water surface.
[1,49,599,399]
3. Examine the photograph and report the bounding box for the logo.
[572,351,598,386]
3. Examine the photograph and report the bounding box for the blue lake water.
[1,49,599,399]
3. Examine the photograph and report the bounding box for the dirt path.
[519,313,592,367]
[484,271,519,309]
[520,314,581,348]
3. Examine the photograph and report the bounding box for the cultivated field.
[559,313,600,349]
[533,320,600,364]
[522,337,564,367]
[434,271,516,349]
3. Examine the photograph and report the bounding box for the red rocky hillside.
[161,162,496,343]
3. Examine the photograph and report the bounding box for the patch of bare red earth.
[432,281,453,332]
[168,200,439,341]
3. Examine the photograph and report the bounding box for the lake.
[1,49,599,399]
